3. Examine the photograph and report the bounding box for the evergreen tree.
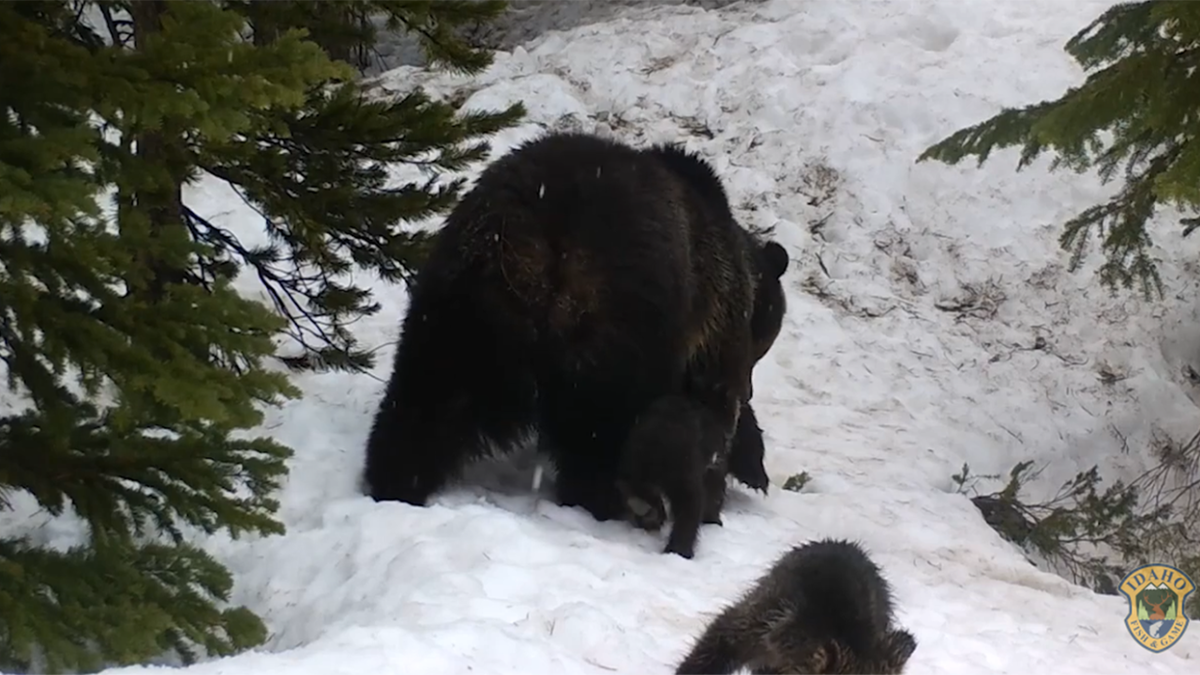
[231,1,507,74]
[918,1,1200,299]
[0,0,522,671]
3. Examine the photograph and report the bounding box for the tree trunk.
[244,0,280,47]
[243,1,369,71]
[126,0,189,302]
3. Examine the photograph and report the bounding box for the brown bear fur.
[616,394,729,559]
[643,141,788,508]
[362,130,788,527]
[676,539,918,674]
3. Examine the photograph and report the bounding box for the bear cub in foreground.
[675,538,917,674]
[617,394,729,559]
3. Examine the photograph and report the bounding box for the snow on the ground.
[10,0,1200,672]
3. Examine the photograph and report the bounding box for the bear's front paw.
[664,539,695,559]
[366,475,433,506]
[625,494,667,532]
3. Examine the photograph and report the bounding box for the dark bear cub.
[616,394,728,559]
[676,539,918,674]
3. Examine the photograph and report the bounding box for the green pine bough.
[0,538,269,671]
[0,0,523,671]
[918,1,1200,299]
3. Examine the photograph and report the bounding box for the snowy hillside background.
[4,0,1200,672]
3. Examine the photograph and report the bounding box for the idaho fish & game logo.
[1119,563,1194,653]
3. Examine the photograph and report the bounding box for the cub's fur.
[676,539,917,674]
[617,394,728,559]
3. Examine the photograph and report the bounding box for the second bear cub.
[617,394,728,559]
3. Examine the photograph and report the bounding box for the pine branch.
[917,101,1057,169]
[371,0,508,73]
[918,0,1200,298]
[0,218,300,427]
[97,1,135,49]
[183,203,378,373]
[195,83,523,373]
[0,401,291,544]
[1057,141,1178,298]
[957,455,1190,595]
[1065,2,1165,71]
[0,538,267,673]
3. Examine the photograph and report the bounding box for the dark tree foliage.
[0,0,522,670]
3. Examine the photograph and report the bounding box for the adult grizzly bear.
[362,131,788,524]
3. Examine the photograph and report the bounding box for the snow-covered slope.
[18,0,1200,672]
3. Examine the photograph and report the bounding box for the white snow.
[6,0,1200,672]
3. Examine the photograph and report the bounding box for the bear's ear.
[804,640,842,673]
[761,241,789,279]
[884,629,918,668]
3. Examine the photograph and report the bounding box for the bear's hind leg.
[663,473,705,559]
[541,421,630,523]
[537,373,644,522]
[538,287,689,523]
[364,282,538,505]
[701,462,730,526]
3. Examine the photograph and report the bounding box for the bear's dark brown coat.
[643,142,787,499]
[362,131,787,526]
